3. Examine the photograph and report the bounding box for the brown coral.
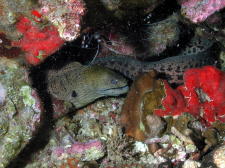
[120,70,166,141]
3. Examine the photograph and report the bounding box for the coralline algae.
[181,0,225,23]
[0,57,41,168]
[39,0,86,41]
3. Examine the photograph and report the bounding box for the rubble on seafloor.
[0,0,225,168]
[23,98,168,168]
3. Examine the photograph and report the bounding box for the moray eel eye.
[71,90,77,97]
[111,79,118,85]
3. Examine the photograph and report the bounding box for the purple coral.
[181,0,225,23]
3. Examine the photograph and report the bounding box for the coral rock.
[39,0,86,41]
[145,14,180,57]
[0,57,41,167]
[12,16,64,65]
[201,144,225,168]
[181,0,225,23]
[121,71,166,141]
[155,66,225,126]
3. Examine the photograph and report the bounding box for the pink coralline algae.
[181,0,225,23]
[53,140,105,160]
[39,0,86,41]
[66,140,103,154]
[12,16,64,65]
[155,66,225,126]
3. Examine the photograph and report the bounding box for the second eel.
[92,36,217,84]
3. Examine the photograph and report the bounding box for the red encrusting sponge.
[12,16,64,65]
[155,66,225,126]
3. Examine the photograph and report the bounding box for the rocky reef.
[0,0,225,168]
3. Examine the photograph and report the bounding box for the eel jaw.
[97,85,129,96]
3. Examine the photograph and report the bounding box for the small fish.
[92,36,216,84]
[47,62,128,108]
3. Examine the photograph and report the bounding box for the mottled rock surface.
[0,57,41,167]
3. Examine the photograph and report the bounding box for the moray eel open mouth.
[97,85,129,96]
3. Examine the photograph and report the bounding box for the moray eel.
[47,62,128,108]
[92,36,216,84]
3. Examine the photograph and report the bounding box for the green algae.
[20,86,35,107]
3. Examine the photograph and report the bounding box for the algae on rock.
[0,57,41,168]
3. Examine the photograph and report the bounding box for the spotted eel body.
[92,36,216,84]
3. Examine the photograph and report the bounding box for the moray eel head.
[69,65,129,108]
[85,65,129,96]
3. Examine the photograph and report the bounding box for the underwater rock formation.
[201,144,225,168]
[24,98,116,167]
[182,159,201,168]
[144,13,180,57]
[121,71,166,141]
[53,140,105,161]
[181,0,225,23]
[1,0,86,65]
[12,16,65,65]
[155,66,225,126]
[0,0,224,167]
[39,0,86,41]
[25,97,170,168]
[120,68,223,161]
[0,0,38,40]
[24,115,106,167]
[0,57,41,167]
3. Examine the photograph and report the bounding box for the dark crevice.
[142,0,181,24]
